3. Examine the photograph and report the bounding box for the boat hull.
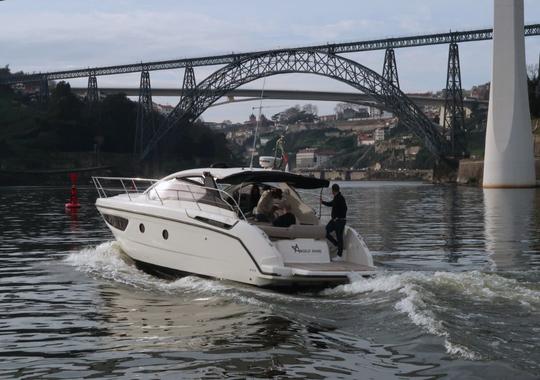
[96,199,376,289]
[130,258,357,290]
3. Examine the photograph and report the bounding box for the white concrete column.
[483,0,536,188]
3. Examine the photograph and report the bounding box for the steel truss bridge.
[2,23,539,160]
[2,24,539,83]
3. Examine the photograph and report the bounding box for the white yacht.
[93,166,376,288]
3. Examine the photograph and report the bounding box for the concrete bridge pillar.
[483,0,536,188]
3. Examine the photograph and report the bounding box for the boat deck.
[284,262,375,272]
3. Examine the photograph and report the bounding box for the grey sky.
[1,0,539,122]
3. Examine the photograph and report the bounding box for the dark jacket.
[322,192,347,219]
[273,212,296,228]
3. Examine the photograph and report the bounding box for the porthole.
[162,229,169,240]
[139,223,145,233]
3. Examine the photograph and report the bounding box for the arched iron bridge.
[142,49,450,160]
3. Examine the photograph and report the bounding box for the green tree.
[42,81,92,151]
[100,93,137,153]
[48,81,84,121]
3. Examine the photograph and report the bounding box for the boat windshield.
[147,178,234,211]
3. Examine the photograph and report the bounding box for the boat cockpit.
[145,168,329,239]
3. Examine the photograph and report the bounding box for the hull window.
[103,214,129,231]
[139,223,145,233]
[162,229,169,240]
[194,216,233,229]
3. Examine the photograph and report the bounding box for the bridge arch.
[143,49,448,159]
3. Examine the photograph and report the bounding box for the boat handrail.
[92,176,246,220]
[92,176,159,199]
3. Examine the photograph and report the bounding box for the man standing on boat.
[321,184,347,258]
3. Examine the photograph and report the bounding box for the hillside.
[0,83,237,177]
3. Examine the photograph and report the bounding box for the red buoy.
[65,173,81,209]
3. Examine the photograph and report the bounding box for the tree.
[0,65,10,78]
[0,65,24,80]
[48,81,84,121]
[334,102,370,120]
[273,105,317,124]
[302,104,318,116]
[100,93,137,152]
[527,64,540,118]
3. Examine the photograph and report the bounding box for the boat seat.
[257,224,326,240]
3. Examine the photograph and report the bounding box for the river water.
[1,182,539,379]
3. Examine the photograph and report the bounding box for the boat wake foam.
[64,241,261,305]
[66,242,540,361]
[324,270,540,360]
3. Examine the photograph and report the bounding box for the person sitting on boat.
[272,201,296,228]
[249,184,261,212]
[321,184,347,258]
[255,188,282,222]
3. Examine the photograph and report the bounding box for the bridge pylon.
[443,42,467,157]
[39,76,49,105]
[382,48,400,88]
[86,71,99,110]
[180,64,196,110]
[140,65,197,160]
[85,71,102,150]
[134,69,155,157]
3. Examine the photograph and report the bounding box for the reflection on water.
[484,188,536,269]
[0,184,539,379]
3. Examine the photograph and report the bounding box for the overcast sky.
[2,0,540,122]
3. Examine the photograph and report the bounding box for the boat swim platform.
[284,262,375,272]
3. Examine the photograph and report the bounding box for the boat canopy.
[218,171,329,189]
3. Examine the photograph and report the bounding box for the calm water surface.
[1,182,540,379]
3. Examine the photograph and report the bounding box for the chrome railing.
[92,176,158,200]
[92,176,246,220]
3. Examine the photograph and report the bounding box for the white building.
[296,148,317,168]
[357,133,375,146]
[374,128,386,141]
[296,148,335,169]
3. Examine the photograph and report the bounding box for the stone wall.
[458,158,540,186]
[457,160,485,185]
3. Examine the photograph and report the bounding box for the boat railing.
[92,176,246,220]
[92,176,159,200]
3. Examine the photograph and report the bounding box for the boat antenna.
[249,78,266,169]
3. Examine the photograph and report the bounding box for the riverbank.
[295,168,433,182]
